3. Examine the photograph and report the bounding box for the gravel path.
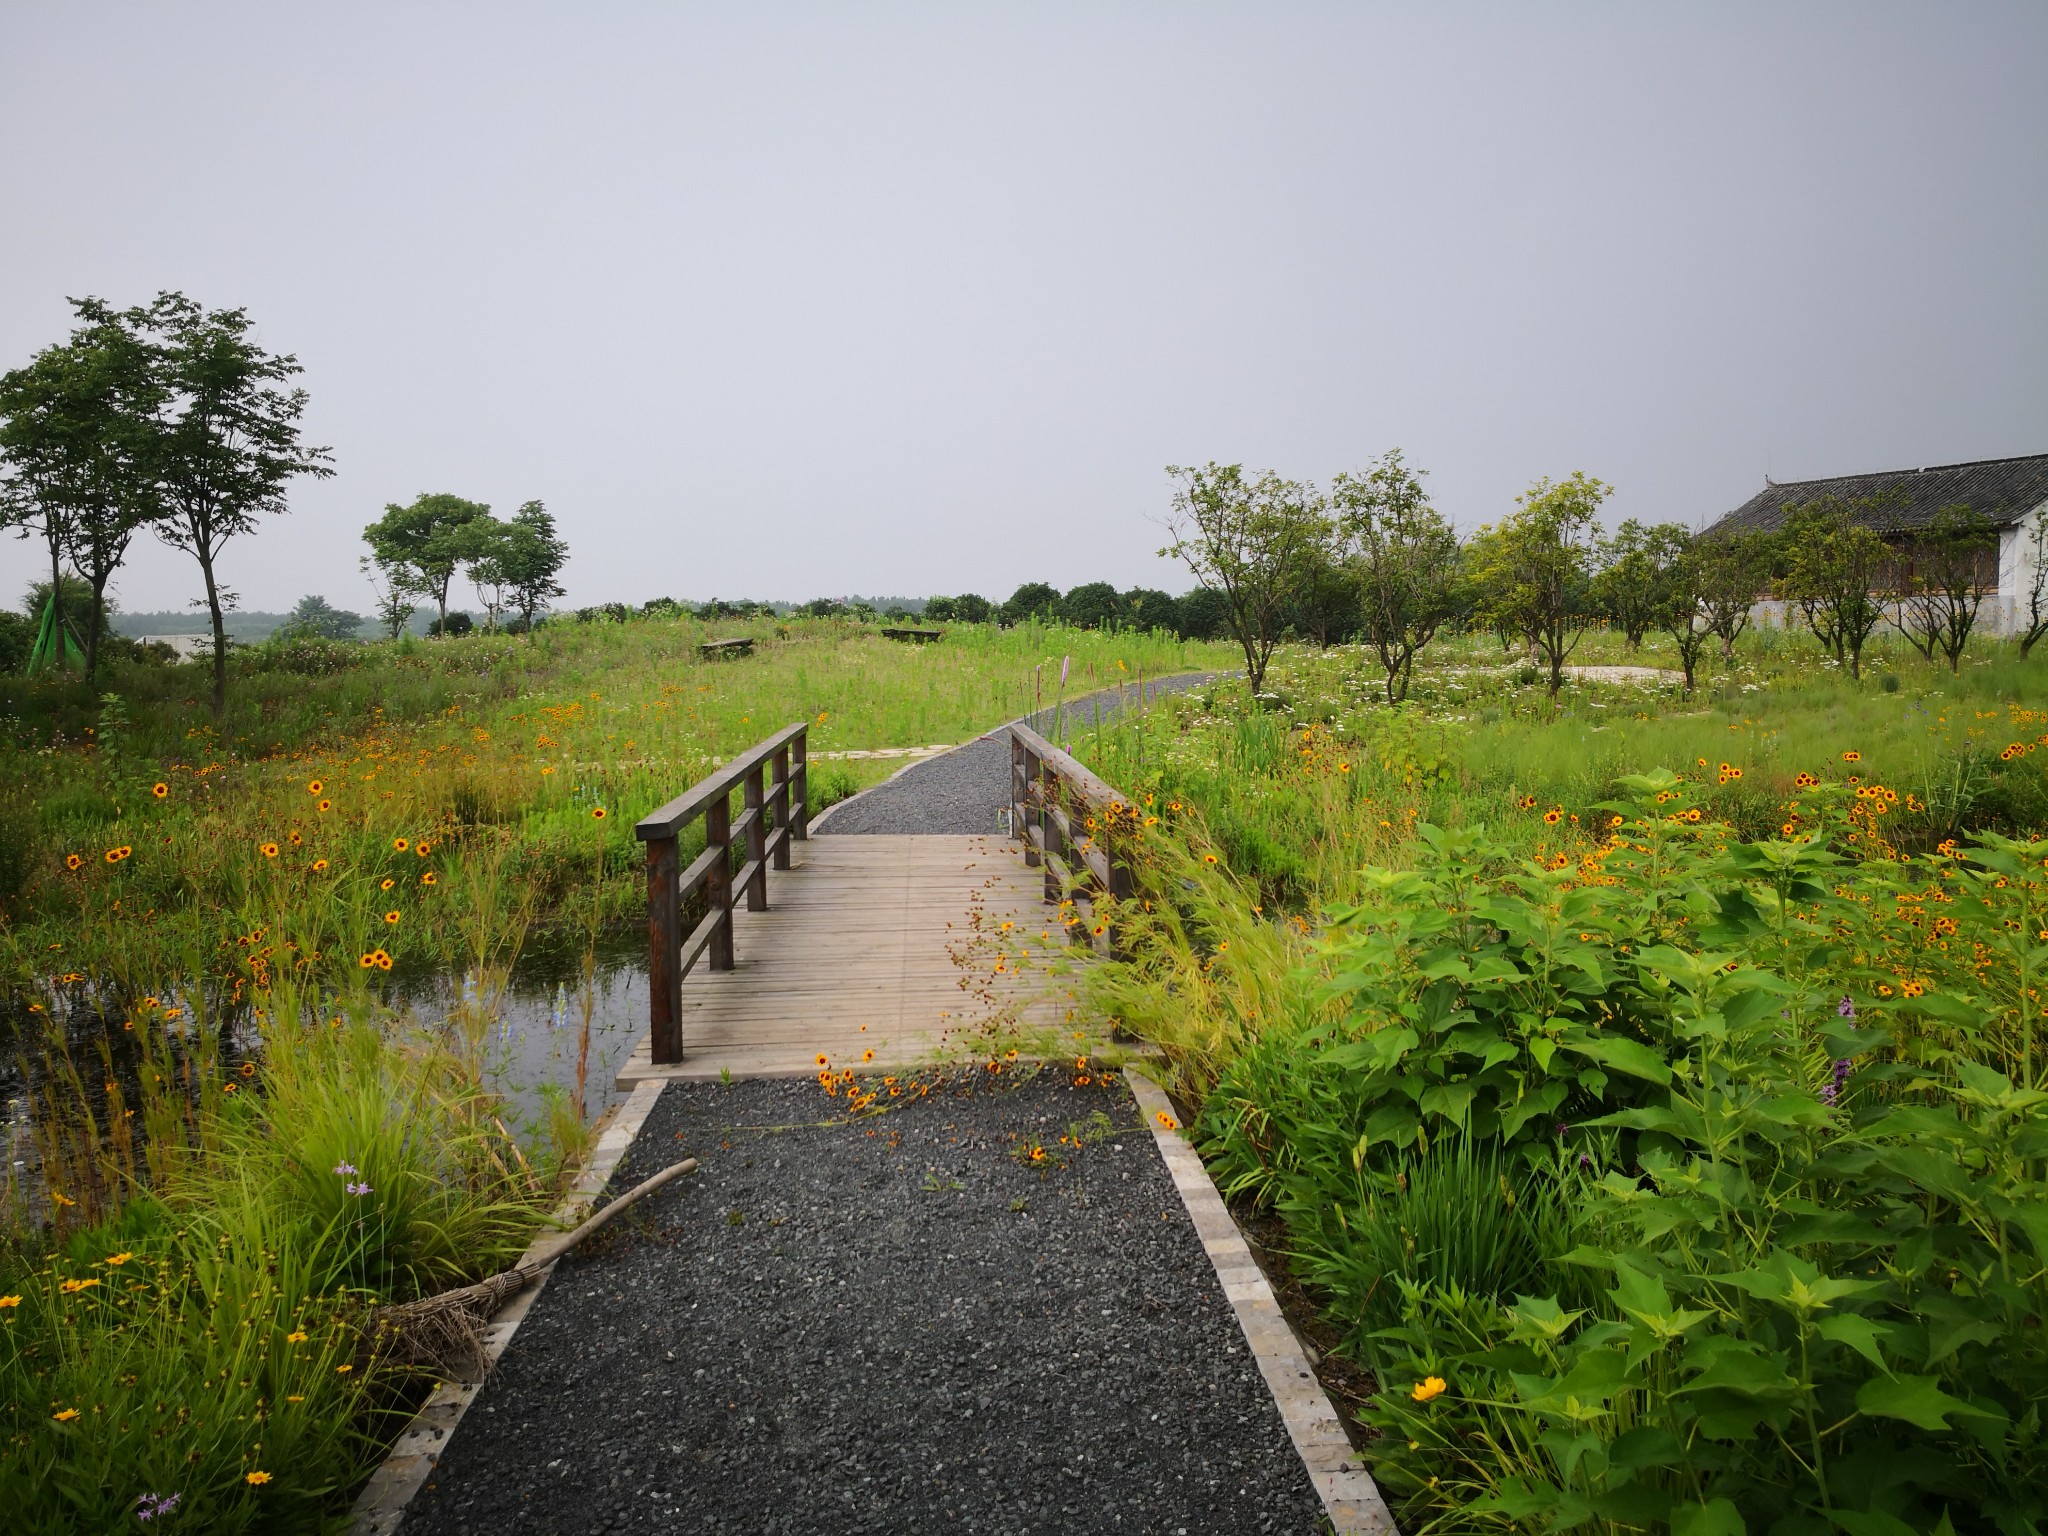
[818,674,1216,837]
[398,1072,1326,1536]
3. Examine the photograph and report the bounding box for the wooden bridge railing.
[635,722,808,1064]
[1008,722,1134,949]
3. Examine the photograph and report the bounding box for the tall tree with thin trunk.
[1330,450,1464,703]
[127,293,333,717]
[0,299,162,680]
[1160,463,1329,697]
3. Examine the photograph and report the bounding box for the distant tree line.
[1159,458,2029,701]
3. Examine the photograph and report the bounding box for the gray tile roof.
[1706,453,2048,537]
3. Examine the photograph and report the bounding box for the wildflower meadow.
[1073,627,2048,1533]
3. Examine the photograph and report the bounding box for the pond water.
[3,926,653,1204]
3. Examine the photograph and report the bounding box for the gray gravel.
[398,1071,1327,1536]
[818,674,1216,837]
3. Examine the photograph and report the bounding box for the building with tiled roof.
[1705,453,2048,634]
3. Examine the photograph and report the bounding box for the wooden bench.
[699,637,755,659]
[635,723,807,1064]
[879,627,942,643]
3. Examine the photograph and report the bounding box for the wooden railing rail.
[1007,722,1134,947]
[635,722,808,1064]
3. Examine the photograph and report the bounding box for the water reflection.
[3,925,652,1199]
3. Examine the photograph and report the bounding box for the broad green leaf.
[1561,1034,1672,1084]
[1815,1313,1894,1370]
[1670,1499,1745,1536]
[1679,1346,1795,1398]
[1854,1373,1983,1431]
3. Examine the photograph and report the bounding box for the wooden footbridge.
[615,719,1132,1085]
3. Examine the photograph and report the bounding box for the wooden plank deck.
[615,834,1088,1085]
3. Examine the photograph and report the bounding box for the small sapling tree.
[2019,508,2048,659]
[1695,528,1776,660]
[1489,471,1610,698]
[1160,462,1330,696]
[1594,519,1685,651]
[1657,532,1715,696]
[1330,450,1463,703]
[1782,492,1894,679]
[1888,503,1995,673]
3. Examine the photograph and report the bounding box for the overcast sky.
[3,3,2044,616]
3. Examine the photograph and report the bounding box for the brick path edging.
[347,1079,670,1535]
[1124,1066,1400,1536]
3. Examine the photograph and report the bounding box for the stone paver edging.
[347,1078,670,1535]
[1125,1066,1399,1535]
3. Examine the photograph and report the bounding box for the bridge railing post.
[647,831,682,1064]
[771,743,792,870]
[706,793,735,970]
[792,728,809,841]
[743,760,768,912]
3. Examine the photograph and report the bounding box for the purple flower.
[1822,1058,1852,1106]
[1837,996,1856,1019]
[333,1162,358,1177]
[1578,1154,1593,1169]
[136,1492,181,1521]
[1555,1122,1568,1138]
[346,1181,373,1197]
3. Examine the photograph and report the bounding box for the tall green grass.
[1,981,547,1532]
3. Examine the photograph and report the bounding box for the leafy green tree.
[276,594,363,642]
[1654,531,1715,696]
[1160,463,1330,695]
[1000,582,1061,625]
[1282,551,1357,648]
[459,517,515,631]
[951,592,993,624]
[1888,503,1995,673]
[1484,471,1611,698]
[1593,519,1687,651]
[119,293,333,717]
[1695,528,1776,660]
[1460,524,1527,655]
[1330,451,1463,702]
[358,554,421,640]
[1782,493,1894,679]
[0,299,163,680]
[1175,585,1230,641]
[1121,587,1180,634]
[1058,581,1125,630]
[922,595,958,622]
[363,493,492,635]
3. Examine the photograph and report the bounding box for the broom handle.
[520,1157,699,1273]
